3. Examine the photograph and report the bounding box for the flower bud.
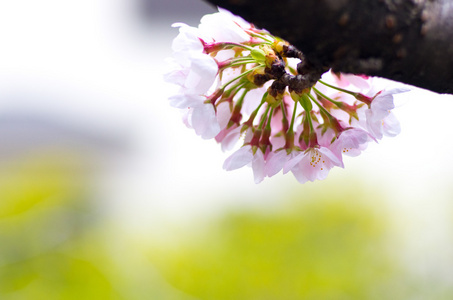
[299,94,313,112]
[250,48,266,63]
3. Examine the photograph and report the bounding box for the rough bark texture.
[204,0,453,94]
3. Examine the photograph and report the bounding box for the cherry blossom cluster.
[164,9,408,183]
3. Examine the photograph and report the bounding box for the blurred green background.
[1,153,453,299]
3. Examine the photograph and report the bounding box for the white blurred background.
[1,0,453,297]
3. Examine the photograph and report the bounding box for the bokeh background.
[1,0,453,299]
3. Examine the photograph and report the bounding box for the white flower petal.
[365,109,384,139]
[215,101,232,130]
[345,74,371,90]
[220,127,241,152]
[172,26,203,54]
[283,152,304,174]
[199,11,250,43]
[318,147,343,168]
[252,150,266,183]
[290,164,309,184]
[191,104,220,139]
[223,146,253,170]
[371,93,395,112]
[265,151,288,177]
[186,53,218,93]
[168,93,204,109]
[383,112,401,137]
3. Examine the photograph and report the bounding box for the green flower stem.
[228,61,260,69]
[236,88,248,107]
[312,87,360,121]
[284,104,299,149]
[219,57,259,70]
[260,106,275,151]
[223,82,246,99]
[287,65,297,75]
[312,87,342,107]
[288,100,299,133]
[250,104,271,147]
[230,56,255,62]
[299,93,313,112]
[265,106,275,131]
[308,93,335,126]
[308,93,344,134]
[229,89,249,125]
[258,105,271,129]
[244,92,267,128]
[220,66,261,91]
[255,92,268,112]
[300,94,315,132]
[245,31,274,44]
[280,101,289,132]
[280,101,288,121]
[318,80,358,97]
[307,93,331,117]
[214,42,256,52]
[306,111,315,132]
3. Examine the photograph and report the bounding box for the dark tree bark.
[203,0,453,94]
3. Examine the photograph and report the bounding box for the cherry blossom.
[215,125,241,151]
[332,71,371,90]
[165,25,218,95]
[191,104,221,139]
[284,147,343,183]
[362,88,409,139]
[331,128,371,157]
[223,145,266,183]
[165,9,410,183]
[199,8,251,43]
[265,150,299,177]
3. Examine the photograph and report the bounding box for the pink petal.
[192,104,220,139]
[199,11,250,43]
[290,164,309,184]
[168,93,203,109]
[216,101,232,130]
[383,113,401,137]
[283,152,304,174]
[171,25,203,54]
[220,126,241,152]
[265,151,288,177]
[365,110,383,139]
[319,147,343,168]
[186,53,218,94]
[223,146,253,170]
[252,151,265,183]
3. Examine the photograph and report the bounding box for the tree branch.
[203,0,453,94]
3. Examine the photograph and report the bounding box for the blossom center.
[309,149,325,170]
